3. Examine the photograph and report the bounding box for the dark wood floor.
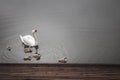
[0,63,120,80]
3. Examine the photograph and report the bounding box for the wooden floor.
[0,63,120,80]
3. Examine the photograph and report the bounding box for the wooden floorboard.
[0,63,120,80]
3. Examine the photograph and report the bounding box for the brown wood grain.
[0,63,120,80]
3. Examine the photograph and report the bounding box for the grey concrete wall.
[0,0,120,64]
